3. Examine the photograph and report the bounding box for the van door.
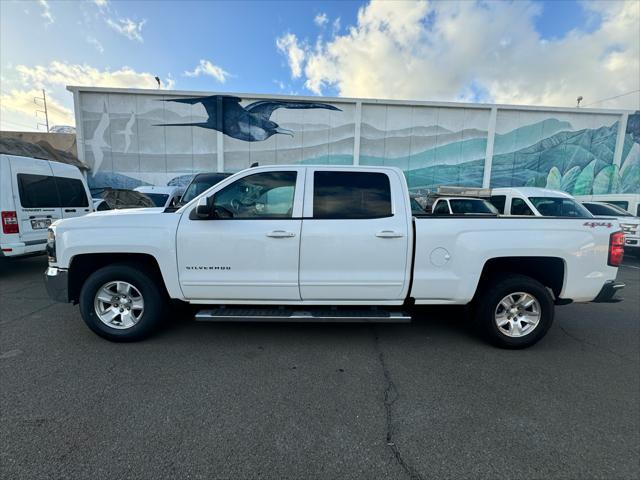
[49,163,92,219]
[9,157,62,245]
[299,169,410,301]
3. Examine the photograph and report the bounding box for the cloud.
[276,33,307,79]
[86,36,104,54]
[106,17,146,42]
[183,59,231,83]
[94,0,108,6]
[283,0,639,109]
[314,12,328,27]
[0,89,74,127]
[15,61,175,90]
[38,0,54,25]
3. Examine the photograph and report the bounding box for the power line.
[582,89,640,107]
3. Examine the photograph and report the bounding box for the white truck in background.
[1,154,92,257]
[44,166,625,348]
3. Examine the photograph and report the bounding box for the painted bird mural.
[155,95,341,142]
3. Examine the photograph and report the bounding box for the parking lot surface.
[1,255,638,480]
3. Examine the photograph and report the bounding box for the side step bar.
[195,308,411,323]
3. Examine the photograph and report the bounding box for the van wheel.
[474,274,554,349]
[79,264,166,342]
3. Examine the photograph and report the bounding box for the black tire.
[79,263,167,342]
[474,274,554,349]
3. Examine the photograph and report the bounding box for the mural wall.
[73,88,639,195]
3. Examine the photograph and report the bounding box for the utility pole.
[34,89,49,132]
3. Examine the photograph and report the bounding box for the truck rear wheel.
[79,263,166,342]
[475,274,554,349]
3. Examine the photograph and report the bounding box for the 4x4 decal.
[583,221,613,228]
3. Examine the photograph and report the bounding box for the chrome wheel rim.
[94,281,144,329]
[494,292,541,338]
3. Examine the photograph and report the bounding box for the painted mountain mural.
[77,91,639,195]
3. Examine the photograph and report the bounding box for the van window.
[313,171,392,219]
[17,174,60,208]
[17,174,88,208]
[56,177,89,207]
[510,198,534,216]
[489,195,506,214]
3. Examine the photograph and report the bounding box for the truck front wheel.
[79,263,167,342]
[475,274,554,349]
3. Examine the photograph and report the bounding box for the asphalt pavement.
[1,254,638,480]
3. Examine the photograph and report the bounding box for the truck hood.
[52,207,177,231]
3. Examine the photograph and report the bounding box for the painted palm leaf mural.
[76,90,639,195]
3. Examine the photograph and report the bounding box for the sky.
[1,0,639,132]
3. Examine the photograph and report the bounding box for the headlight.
[46,227,56,263]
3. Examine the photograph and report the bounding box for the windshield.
[143,193,170,207]
[449,199,498,214]
[181,174,230,204]
[528,197,592,218]
[584,202,632,217]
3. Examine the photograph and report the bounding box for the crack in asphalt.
[371,327,425,480]
[558,325,635,363]
[0,302,57,326]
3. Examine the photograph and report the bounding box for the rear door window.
[56,177,89,207]
[510,198,534,216]
[432,200,450,215]
[489,195,506,214]
[17,174,59,208]
[313,171,392,219]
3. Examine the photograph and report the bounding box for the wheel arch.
[68,253,169,304]
[476,256,566,300]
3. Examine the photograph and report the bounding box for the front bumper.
[592,280,625,303]
[44,266,69,303]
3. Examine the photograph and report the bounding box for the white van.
[488,187,593,218]
[574,194,640,217]
[1,154,93,257]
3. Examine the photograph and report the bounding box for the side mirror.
[195,197,211,218]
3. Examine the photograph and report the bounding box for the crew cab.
[44,166,625,348]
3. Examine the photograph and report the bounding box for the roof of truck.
[491,187,574,198]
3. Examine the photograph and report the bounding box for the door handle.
[266,230,296,238]
[376,230,404,238]
[64,209,77,213]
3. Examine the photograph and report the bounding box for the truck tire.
[474,274,554,349]
[79,263,167,342]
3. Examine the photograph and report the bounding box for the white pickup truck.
[44,166,625,348]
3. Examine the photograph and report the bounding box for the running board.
[195,308,411,323]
